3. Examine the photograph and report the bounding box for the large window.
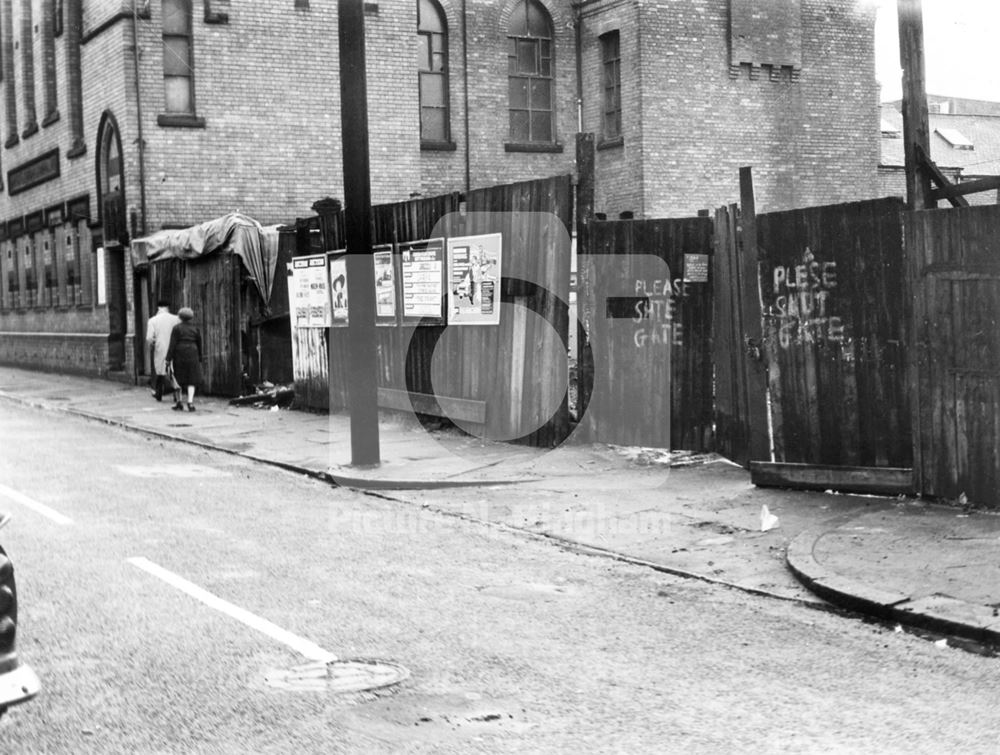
[418,0,450,145]
[601,31,621,141]
[162,0,194,114]
[507,0,555,144]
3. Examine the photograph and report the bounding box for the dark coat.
[166,322,203,387]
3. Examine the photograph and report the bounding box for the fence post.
[738,167,771,463]
[575,133,595,434]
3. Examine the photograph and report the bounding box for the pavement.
[1,365,999,650]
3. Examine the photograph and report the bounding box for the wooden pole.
[338,0,380,466]
[738,167,771,464]
[897,0,933,210]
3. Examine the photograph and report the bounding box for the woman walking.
[166,307,203,412]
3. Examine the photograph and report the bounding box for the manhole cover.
[265,658,410,694]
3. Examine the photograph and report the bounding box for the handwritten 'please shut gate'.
[766,247,845,349]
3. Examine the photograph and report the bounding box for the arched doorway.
[96,113,130,374]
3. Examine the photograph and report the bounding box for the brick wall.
[628,0,881,217]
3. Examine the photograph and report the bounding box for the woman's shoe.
[172,403,184,411]
[187,404,196,412]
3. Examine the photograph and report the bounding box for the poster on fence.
[373,244,396,323]
[288,254,330,328]
[447,233,502,325]
[328,252,349,325]
[399,238,445,323]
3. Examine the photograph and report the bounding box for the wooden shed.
[131,213,293,397]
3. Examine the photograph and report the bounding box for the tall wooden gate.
[906,204,1000,505]
[578,217,715,449]
[716,193,913,493]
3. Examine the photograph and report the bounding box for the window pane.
[432,51,446,72]
[163,38,190,76]
[431,32,443,55]
[530,78,550,109]
[602,32,619,62]
[509,77,528,109]
[540,39,551,58]
[526,0,548,37]
[508,1,527,35]
[420,107,446,141]
[540,58,551,76]
[417,34,430,69]
[420,73,445,107]
[418,0,444,33]
[164,76,192,113]
[162,0,189,34]
[530,111,552,142]
[516,39,538,74]
[509,110,529,141]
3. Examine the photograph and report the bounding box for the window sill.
[157,114,206,128]
[421,139,457,152]
[597,136,624,151]
[504,142,564,154]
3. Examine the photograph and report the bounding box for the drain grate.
[265,658,410,694]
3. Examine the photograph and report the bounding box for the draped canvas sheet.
[130,213,280,306]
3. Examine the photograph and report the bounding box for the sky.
[871,0,1000,102]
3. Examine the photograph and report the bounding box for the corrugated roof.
[880,104,1000,175]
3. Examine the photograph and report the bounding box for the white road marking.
[115,464,231,478]
[127,557,337,663]
[0,483,74,525]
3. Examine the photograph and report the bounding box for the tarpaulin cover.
[130,213,280,306]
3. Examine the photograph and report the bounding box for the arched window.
[418,0,450,144]
[100,123,122,196]
[162,0,194,114]
[507,0,554,144]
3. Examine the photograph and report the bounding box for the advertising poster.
[373,244,396,322]
[288,254,331,328]
[447,233,502,325]
[399,238,445,322]
[328,252,349,325]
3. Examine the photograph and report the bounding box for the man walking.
[146,299,181,403]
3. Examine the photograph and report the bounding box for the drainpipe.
[574,3,583,133]
[131,0,148,236]
[461,0,470,193]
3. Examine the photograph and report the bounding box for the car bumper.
[0,663,39,709]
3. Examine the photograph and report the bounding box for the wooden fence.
[577,217,715,449]
[906,204,1000,505]
[756,197,911,468]
[145,255,243,396]
[293,175,574,448]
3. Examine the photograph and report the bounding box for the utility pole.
[338,0,380,466]
[897,0,933,210]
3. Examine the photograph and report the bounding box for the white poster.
[399,238,445,321]
[287,254,331,328]
[447,233,502,325]
[373,245,396,321]
[96,247,107,305]
[328,253,349,325]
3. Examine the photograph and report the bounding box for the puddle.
[476,582,576,601]
[336,692,532,744]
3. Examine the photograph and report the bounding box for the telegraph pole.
[897,0,933,209]
[338,0,380,466]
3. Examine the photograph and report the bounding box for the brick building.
[0,0,880,382]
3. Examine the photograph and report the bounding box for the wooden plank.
[376,387,486,424]
[930,175,1000,202]
[750,461,914,496]
[738,168,771,463]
